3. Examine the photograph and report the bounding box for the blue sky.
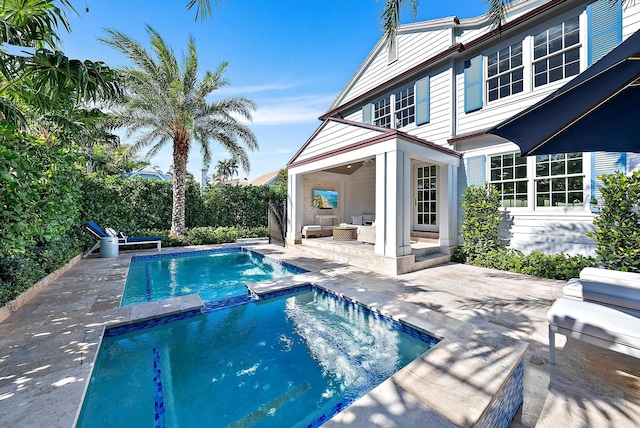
[60,0,488,182]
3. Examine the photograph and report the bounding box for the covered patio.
[286,118,461,275]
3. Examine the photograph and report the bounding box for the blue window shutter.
[591,152,626,211]
[465,155,486,186]
[415,76,430,125]
[464,55,483,113]
[587,0,622,65]
[362,103,372,124]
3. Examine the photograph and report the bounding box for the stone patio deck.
[0,242,638,427]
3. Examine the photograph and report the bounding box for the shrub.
[456,247,597,280]
[459,184,504,260]
[589,171,640,272]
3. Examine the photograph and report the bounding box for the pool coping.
[74,244,529,427]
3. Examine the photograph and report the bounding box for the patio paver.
[0,242,638,427]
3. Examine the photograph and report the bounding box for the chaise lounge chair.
[83,221,162,258]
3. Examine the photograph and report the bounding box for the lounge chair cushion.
[86,221,108,238]
[580,267,640,288]
[548,297,640,350]
[123,235,163,243]
[563,278,640,311]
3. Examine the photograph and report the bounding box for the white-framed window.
[533,17,580,87]
[487,42,524,102]
[535,153,584,207]
[373,97,391,128]
[490,152,528,207]
[395,85,415,127]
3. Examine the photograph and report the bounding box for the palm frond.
[485,0,510,31]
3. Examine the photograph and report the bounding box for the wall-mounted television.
[313,189,338,209]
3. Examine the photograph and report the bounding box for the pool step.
[229,382,310,428]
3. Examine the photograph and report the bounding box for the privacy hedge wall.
[1,170,285,307]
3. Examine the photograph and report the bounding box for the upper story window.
[535,153,584,207]
[373,97,391,128]
[395,86,415,127]
[487,42,524,102]
[533,17,580,87]
[490,152,528,207]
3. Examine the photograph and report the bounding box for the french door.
[414,164,438,231]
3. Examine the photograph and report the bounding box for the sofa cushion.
[548,297,640,350]
[303,225,322,231]
[563,278,640,311]
[351,216,363,225]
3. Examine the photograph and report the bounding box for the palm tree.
[215,159,230,182]
[100,25,258,235]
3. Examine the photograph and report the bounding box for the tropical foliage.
[0,0,121,142]
[589,171,640,272]
[100,25,258,235]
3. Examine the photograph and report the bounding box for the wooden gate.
[268,200,286,246]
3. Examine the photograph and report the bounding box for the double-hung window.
[535,153,584,207]
[490,153,528,207]
[487,42,524,102]
[533,17,580,87]
[373,97,391,128]
[395,86,415,127]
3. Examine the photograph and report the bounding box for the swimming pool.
[121,248,306,306]
[78,287,438,427]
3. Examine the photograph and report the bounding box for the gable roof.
[321,0,569,120]
[251,170,280,186]
[288,117,460,169]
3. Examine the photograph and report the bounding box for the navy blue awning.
[487,29,640,156]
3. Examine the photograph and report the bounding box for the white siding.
[347,162,376,219]
[339,29,452,106]
[295,121,384,164]
[501,213,596,256]
[623,4,640,37]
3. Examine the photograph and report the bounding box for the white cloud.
[249,94,335,125]
[216,80,301,96]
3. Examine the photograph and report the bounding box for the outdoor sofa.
[84,221,162,258]
[547,268,640,363]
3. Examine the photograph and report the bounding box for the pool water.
[121,249,304,306]
[78,288,436,427]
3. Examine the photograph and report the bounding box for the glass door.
[414,164,437,231]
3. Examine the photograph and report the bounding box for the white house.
[286,0,640,275]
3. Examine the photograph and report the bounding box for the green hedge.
[1,163,282,307]
[452,247,597,280]
[589,171,640,272]
[80,175,286,232]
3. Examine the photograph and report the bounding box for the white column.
[438,164,458,247]
[384,150,412,257]
[287,173,304,245]
[374,153,386,255]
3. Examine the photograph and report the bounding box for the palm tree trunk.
[171,138,189,235]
